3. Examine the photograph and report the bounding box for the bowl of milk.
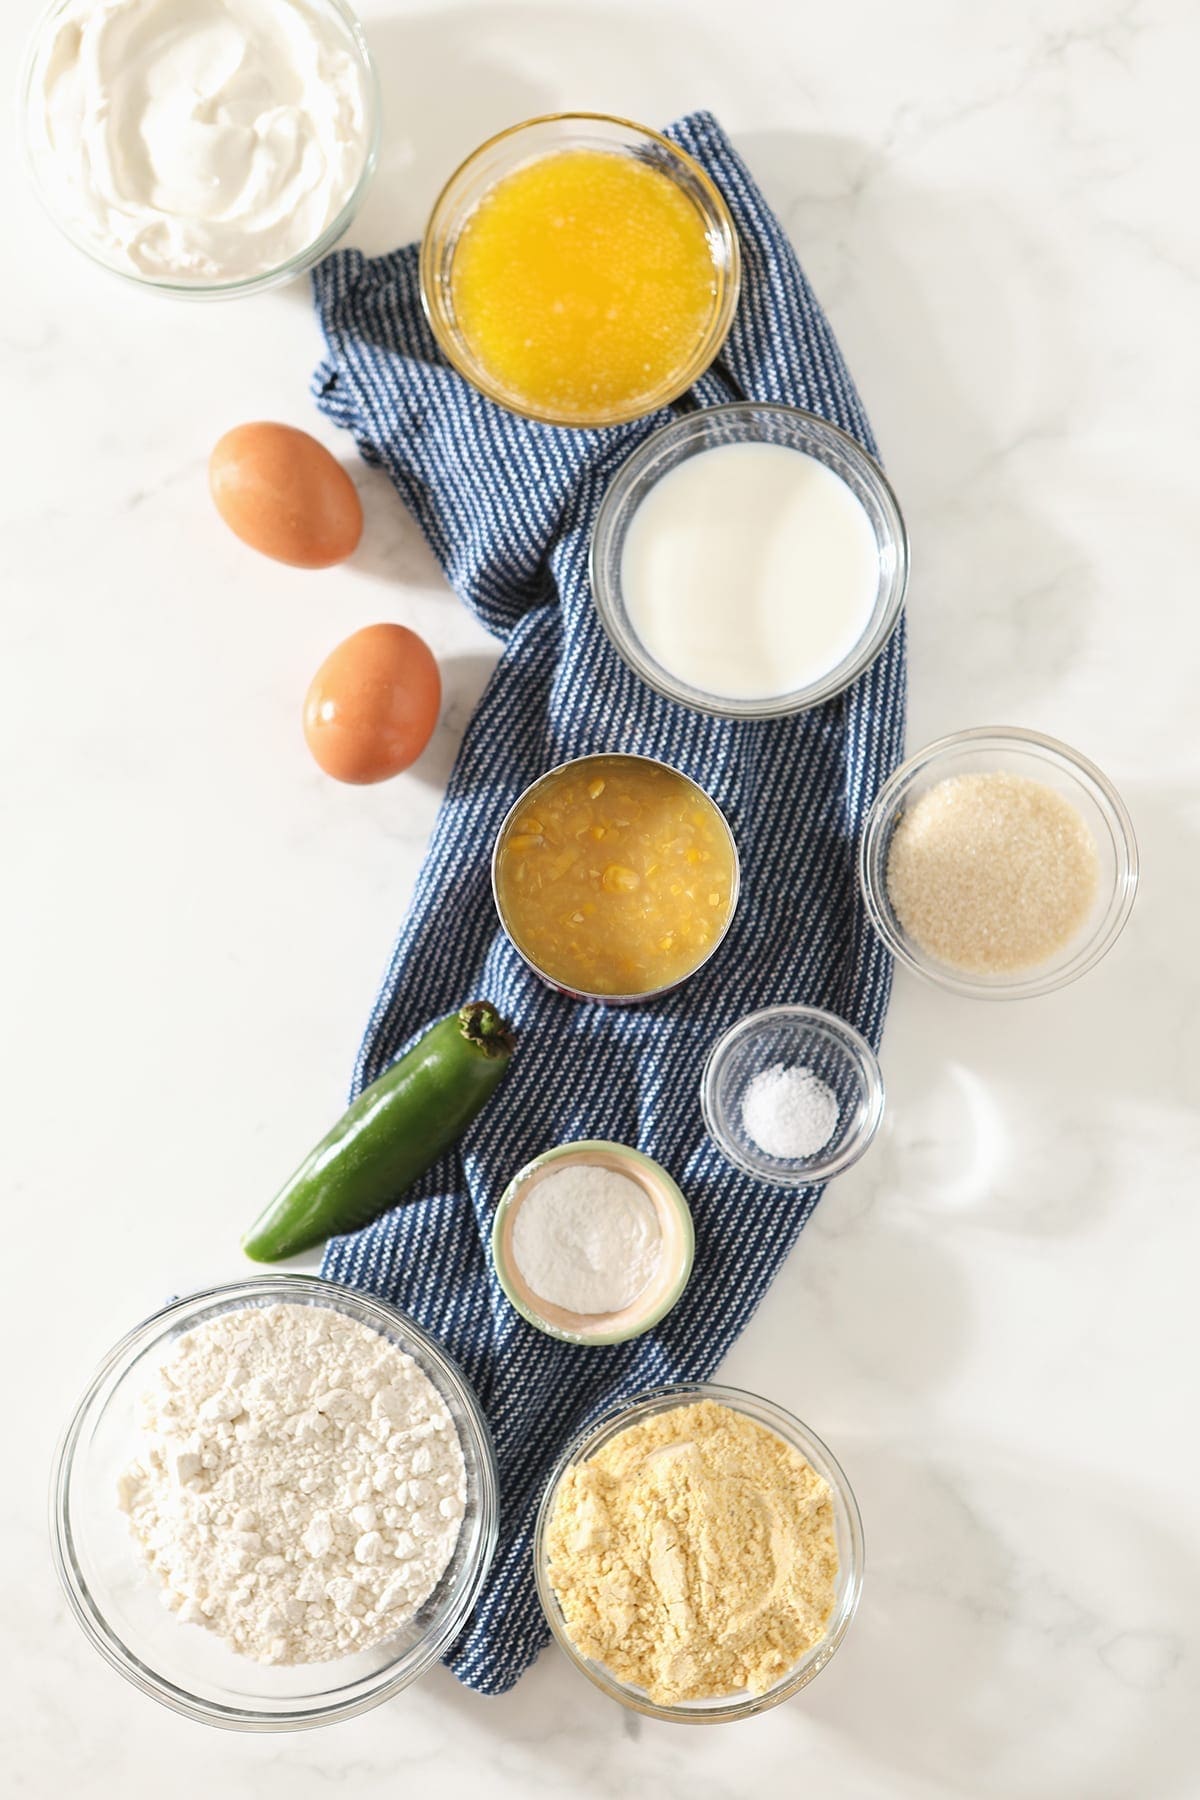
[590,402,908,717]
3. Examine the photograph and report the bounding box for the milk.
[619,442,881,701]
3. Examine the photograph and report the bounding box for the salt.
[741,1062,840,1160]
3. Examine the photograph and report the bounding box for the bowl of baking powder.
[491,1140,694,1345]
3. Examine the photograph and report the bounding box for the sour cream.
[619,441,882,702]
[29,0,373,285]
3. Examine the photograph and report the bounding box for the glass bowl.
[49,1276,499,1731]
[419,112,741,427]
[859,726,1139,999]
[589,402,909,717]
[491,751,741,1005]
[533,1382,864,1722]
[701,1004,885,1185]
[491,1139,694,1345]
[19,0,380,299]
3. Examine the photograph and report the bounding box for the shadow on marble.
[1037,783,1197,1111]
[722,1198,978,1406]
[346,459,451,589]
[790,1440,1199,1800]
[313,1443,1197,1800]
[871,783,1194,1241]
[263,10,550,304]
[835,1222,971,1398]
[410,650,501,791]
[351,9,558,256]
[737,129,1099,723]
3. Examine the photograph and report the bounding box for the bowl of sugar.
[859,726,1139,999]
[701,1005,885,1186]
[590,402,908,718]
[491,1140,694,1344]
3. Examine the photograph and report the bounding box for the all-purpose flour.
[117,1302,466,1664]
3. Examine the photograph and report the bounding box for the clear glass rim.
[418,111,743,427]
[18,0,381,299]
[699,1003,886,1185]
[533,1381,865,1723]
[49,1275,500,1731]
[490,751,742,1005]
[589,401,910,718]
[858,725,1140,1000]
[490,1139,696,1345]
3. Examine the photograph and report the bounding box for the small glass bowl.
[491,752,740,1005]
[419,112,741,427]
[701,1004,885,1185]
[49,1276,499,1731]
[491,1140,695,1345]
[590,402,909,717]
[20,0,380,299]
[534,1382,864,1722]
[859,726,1139,1000]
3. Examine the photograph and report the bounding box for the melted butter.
[450,148,718,422]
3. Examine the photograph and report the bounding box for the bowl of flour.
[50,1276,498,1729]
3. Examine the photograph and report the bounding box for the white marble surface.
[3,0,1197,1792]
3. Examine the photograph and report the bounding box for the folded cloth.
[310,110,905,1695]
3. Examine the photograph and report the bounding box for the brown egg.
[304,625,442,784]
[209,422,363,568]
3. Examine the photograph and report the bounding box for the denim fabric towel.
[310,110,906,1695]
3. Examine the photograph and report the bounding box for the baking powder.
[511,1162,662,1314]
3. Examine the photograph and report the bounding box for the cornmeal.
[544,1399,838,1703]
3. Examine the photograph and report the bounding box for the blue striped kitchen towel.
[310,110,906,1695]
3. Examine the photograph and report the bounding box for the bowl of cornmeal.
[533,1383,864,1721]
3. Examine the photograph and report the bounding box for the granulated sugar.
[886,771,1099,974]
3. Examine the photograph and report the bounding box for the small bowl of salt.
[701,1004,885,1187]
[491,1140,695,1346]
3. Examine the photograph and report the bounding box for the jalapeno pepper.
[242,1001,515,1262]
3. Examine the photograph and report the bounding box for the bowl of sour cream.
[590,402,909,718]
[20,0,379,296]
